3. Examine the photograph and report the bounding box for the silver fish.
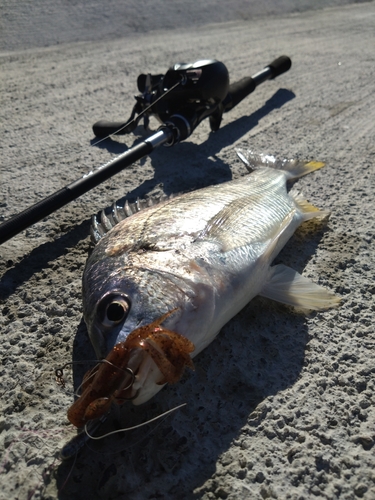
[68,151,339,427]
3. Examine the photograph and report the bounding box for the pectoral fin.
[259,264,340,310]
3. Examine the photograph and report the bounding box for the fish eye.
[97,293,131,328]
[106,301,126,322]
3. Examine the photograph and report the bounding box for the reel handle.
[92,120,136,137]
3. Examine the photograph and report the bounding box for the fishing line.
[90,78,184,147]
[76,363,135,398]
[58,452,78,493]
[55,361,98,389]
[84,402,187,440]
[60,402,187,459]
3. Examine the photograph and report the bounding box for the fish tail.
[236,149,325,180]
[281,159,325,180]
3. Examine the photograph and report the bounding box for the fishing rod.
[0,55,291,245]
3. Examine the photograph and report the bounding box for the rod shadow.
[0,220,90,301]
[0,88,294,300]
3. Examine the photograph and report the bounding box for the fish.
[67,150,340,428]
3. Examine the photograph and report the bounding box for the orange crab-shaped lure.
[67,310,195,428]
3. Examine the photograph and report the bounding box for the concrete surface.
[0,2,374,499]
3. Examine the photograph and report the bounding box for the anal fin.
[292,194,330,222]
[259,264,340,310]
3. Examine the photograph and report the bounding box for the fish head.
[83,252,187,354]
[81,247,196,408]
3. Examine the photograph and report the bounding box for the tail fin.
[236,149,325,180]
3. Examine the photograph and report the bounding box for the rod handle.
[223,55,291,112]
[267,55,292,79]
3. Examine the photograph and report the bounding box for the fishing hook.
[55,361,136,394]
[84,403,187,440]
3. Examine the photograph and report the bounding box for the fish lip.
[89,322,123,359]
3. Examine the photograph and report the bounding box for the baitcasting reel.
[93,59,231,143]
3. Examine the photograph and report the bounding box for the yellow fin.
[305,160,325,171]
[292,195,330,221]
[285,159,325,179]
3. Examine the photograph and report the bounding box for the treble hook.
[55,360,136,395]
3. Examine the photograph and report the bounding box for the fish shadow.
[55,211,326,499]
[56,257,318,498]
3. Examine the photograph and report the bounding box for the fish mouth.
[67,346,144,428]
[67,310,195,427]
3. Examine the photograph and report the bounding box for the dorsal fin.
[90,194,173,244]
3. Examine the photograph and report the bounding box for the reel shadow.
[94,88,295,202]
[137,88,295,196]
[90,137,129,155]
